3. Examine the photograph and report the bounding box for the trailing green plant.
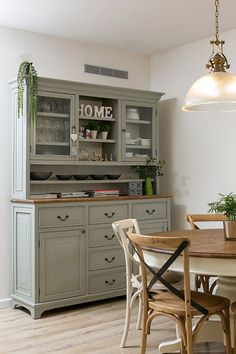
[134,158,166,179]
[208,192,236,220]
[17,61,38,125]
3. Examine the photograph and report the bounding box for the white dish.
[125,152,133,157]
[141,139,151,146]
[134,154,149,158]
[126,139,140,145]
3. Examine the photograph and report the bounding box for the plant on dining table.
[208,192,236,220]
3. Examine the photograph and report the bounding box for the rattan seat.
[150,290,230,317]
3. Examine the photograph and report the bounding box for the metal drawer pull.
[146,209,155,215]
[104,234,115,240]
[105,257,115,263]
[57,215,69,221]
[104,212,115,218]
[105,279,116,285]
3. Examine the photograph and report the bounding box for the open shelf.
[79,138,116,143]
[79,116,116,122]
[126,119,151,125]
[37,112,70,118]
[36,142,70,146]
[30,178,145,184]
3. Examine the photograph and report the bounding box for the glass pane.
[125,105,153,160]
[35,95,71,156]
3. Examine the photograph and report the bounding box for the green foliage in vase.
[208,192,236,220]
[17,61,38,125]
[97,121,111,133]
[85,121,99,131]
[134,158,166,179]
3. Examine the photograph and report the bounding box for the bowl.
[30,172,53,180]
[73,175,89,180]
[90,175,105,180]
[125,152,133,158]
[56,175,73,180]
[141,138,151,146]
[106,175,121,180]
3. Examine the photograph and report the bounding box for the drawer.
[89,248,125,271]
[133,202,167,221]
[88,204,128,225]
[38,206,85,228]
[88,227,119,248]
[139,221,168,234]
[89,268,126,294]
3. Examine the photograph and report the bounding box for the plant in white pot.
[208,192,236,240]
[97,121,111,140]
[85,121,99,139]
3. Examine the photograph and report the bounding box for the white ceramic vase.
[91,130,97,139]
[101,131,108,140]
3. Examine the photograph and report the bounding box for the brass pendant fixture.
[183,0,236,112]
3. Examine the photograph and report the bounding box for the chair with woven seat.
[128,231,232,354]
[112,219,183,348]
[231,301,236,353]
[186,213,227,293]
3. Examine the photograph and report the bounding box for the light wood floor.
[0,297,227,354]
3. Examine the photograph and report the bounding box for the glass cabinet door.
[122,101,156,161]
[32,92,75,159]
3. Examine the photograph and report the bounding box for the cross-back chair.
[231,302,236,354]
[112,219,183,348]
[186,213,227,294]
[127,231,231,354]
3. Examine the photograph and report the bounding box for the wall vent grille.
[84,64,128,79]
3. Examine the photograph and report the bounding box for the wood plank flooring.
[0,297,227,353]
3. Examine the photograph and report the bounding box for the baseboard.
[0,298,12,308]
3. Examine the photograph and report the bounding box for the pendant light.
[182,0,236,112]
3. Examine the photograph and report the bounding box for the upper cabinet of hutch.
[10,77,164,199]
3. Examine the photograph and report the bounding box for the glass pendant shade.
[183,72,236,112]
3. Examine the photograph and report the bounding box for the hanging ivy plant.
[17,61,38,125]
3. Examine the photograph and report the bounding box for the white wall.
[151,29,236,230]
[0,26,150,301]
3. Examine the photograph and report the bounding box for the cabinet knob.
[57,215,69,221]
[104,234,115,240]
[82,230,86,234]
[105,279,116,285]
[105,256,115,263]
[146,209,155,215]
[104,212,115,218]
[122,129,126,132]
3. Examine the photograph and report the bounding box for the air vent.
[84,64,128,80]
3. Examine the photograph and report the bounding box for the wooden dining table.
[143,228,236,353]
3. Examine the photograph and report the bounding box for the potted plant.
[17,61,38,125]
[97,121,111,139]
[208,192,236,240]
[134,158,166,195]
[85,121,99,139]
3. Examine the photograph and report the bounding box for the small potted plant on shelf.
[134,158,166,196]
[17,61,38,125]
[85,121,99,139]
[208,192,236,240]
[97,121,111,140]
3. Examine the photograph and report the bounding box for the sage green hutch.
[10,77,171,318]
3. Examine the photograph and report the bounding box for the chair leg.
[136,293,142,330]
[234,311,236,354]
[140,303,148,354]
[120,281,132,347]
[220,308,232,354]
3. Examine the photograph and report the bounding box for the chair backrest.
[112,219,141,275]
[186,213,226,230]
[127,231,193,351]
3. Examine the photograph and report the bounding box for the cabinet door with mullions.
[121,100,157,162]
[31,91,76,160]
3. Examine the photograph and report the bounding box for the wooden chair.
[186,214,227,293]
[231,302,236,353]
[112,219,183,348]
[127,231,232,354]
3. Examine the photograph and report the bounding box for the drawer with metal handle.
[88,227,119,247]
[38,206,85,228]
[132,201,167,221]
[88,204,128,225]
[88,248,125,270]
[89,268,126,294]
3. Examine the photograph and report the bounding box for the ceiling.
[0,0,236,55]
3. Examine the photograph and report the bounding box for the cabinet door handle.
[82,230,86,234]
[105,279,116,285]
[146,209,155,215]
[104,212,115,218]
[57,215,69,221]
[105,257,115,263]
[104,234,115,240]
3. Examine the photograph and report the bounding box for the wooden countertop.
[11,194,172,204]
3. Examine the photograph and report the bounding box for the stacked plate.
[126,108,139,120]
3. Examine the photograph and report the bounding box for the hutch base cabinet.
[11,196,171,319]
